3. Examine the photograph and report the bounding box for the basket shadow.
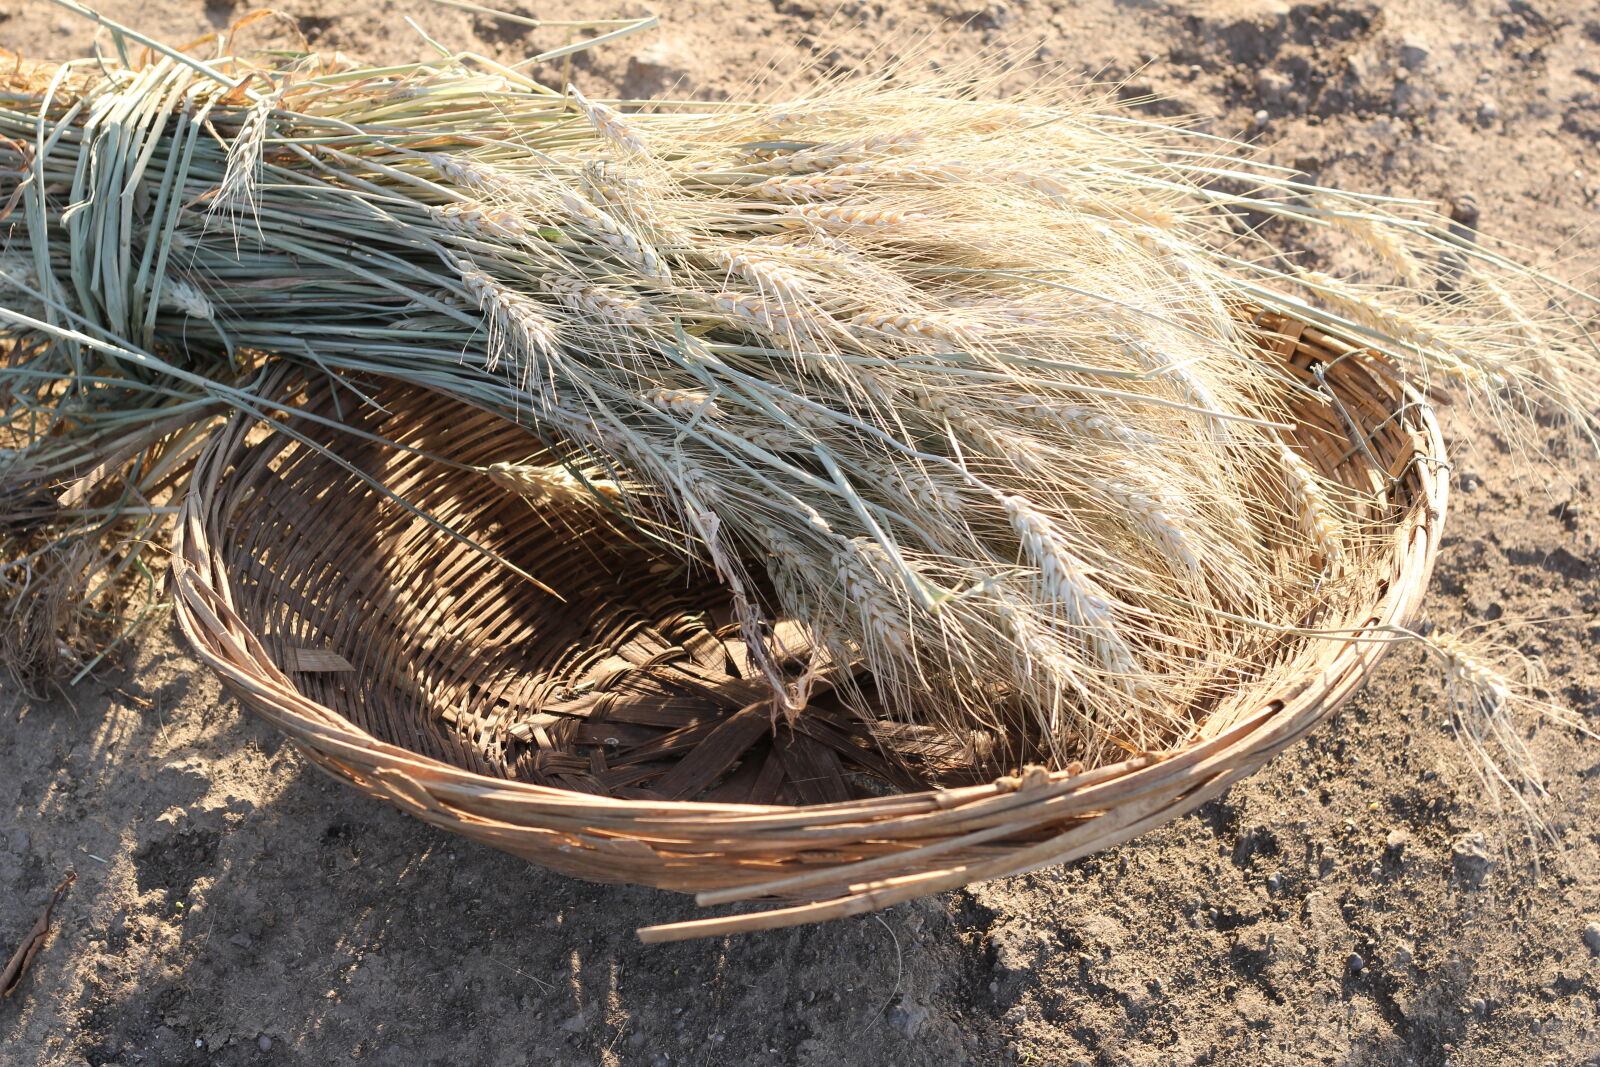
[2,644,995,1064]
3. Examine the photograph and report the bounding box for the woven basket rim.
[170,314,1448,940]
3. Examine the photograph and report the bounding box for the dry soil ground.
[3,1,1600,1065]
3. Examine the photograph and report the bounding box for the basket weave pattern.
[172,313,1447,941]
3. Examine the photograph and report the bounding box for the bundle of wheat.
[1,11,1591,777]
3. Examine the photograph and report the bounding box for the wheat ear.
[567,84,649,156]
[1004,496,1155,699]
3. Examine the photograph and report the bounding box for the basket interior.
[207,313,1423,805]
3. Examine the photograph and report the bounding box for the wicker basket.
[170,311,1447,942]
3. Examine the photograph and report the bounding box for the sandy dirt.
[3,0,1600,1064]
